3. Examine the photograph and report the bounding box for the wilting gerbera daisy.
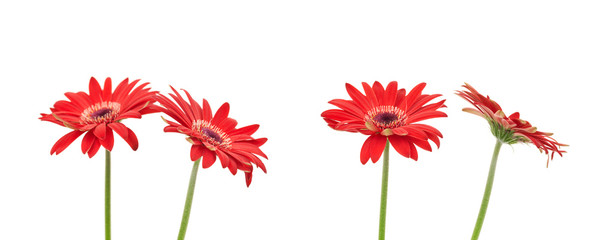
[155,87,267,239]
[40,77,158,240]
[321,81,446,240]
[456,83,566,240]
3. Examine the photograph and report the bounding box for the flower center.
[365,106,406,130]
[192,120,232,150]
[81,102,121,124]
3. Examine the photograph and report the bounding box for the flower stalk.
[378,140,391,240]
[178,158,201,240]
[471,139,502,240]
[105,150,111,240]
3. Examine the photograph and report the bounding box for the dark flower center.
[373,112,399,125]
[364,105,406,130]
[192,120,232,150]
[81,102,121,124]
[91,108,113,119]
[201,127,223,144]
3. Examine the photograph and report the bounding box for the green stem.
[378,140,391,240]
[178,159,201,240]
[105,150,111,240]
[471,139,503,240]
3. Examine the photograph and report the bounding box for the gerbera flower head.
[456,83,567,165]
[321,81,447,163]
[156,87,267,187]
[40,77,159,158]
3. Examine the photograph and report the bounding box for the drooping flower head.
[40,77,159,157]
[156,87,267,187]
[456,83,567,165]
[321,81,447,163]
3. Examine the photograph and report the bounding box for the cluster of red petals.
[456,83,567,162]
[40,77,159,157]
[322,81,447,163]
[156,87,267,187]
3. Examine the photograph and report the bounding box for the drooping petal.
[98,128,114,151]
[81,131,96,154]
[93,123,107,140]
[245,172,253,187]
[360,136,374,164]
[369,135,387,163]
[190,144,204,161]
[87,138,102,158]
[202,150,217,168]
[50,130,85,155]
[388,135,411,159]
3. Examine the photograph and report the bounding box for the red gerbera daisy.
[156,87,267,187]
[40,77,159,157]
[321,81,447,162]
[456,83,567,165]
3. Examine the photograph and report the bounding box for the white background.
[1,1,598,239]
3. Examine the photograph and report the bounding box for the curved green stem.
[378,140,391,240]
[178,159,201,240]
[471,140,503,240]
[105,150,111,240]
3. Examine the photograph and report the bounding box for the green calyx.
[487,119,525,145]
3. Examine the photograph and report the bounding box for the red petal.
[361,82,379,107]
[345,83,371,111]
[388,135,411,159]
[116,111,142,120]
[409,142,418,161]
[126,128,139,150]
[232,143,268,159]
[81,131,96,154]
[87,139,101,158]
[405,82,426,106]
[245,172,253,187]
[212,102,230,125]
[108,122,128,141]
[190,144,204,161]
[228,160,238,175]
[407,111,447,124]
[202,150,217,168]
[50,130,84,155]
[383,81,398,106]
[230,124,260,136]
[108,122,138,150]
[215,150,230,168]
[219,118,238,132]
[99,128,114,151]
[202,99,212,121]
[369,135,387,163]
[411,138,432,152]
[360,136,374,164]
[89,77,103,103]
[93,123,107,140]
[103,77,112,100]
[181,88,203,120]
[372,81,385,104]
